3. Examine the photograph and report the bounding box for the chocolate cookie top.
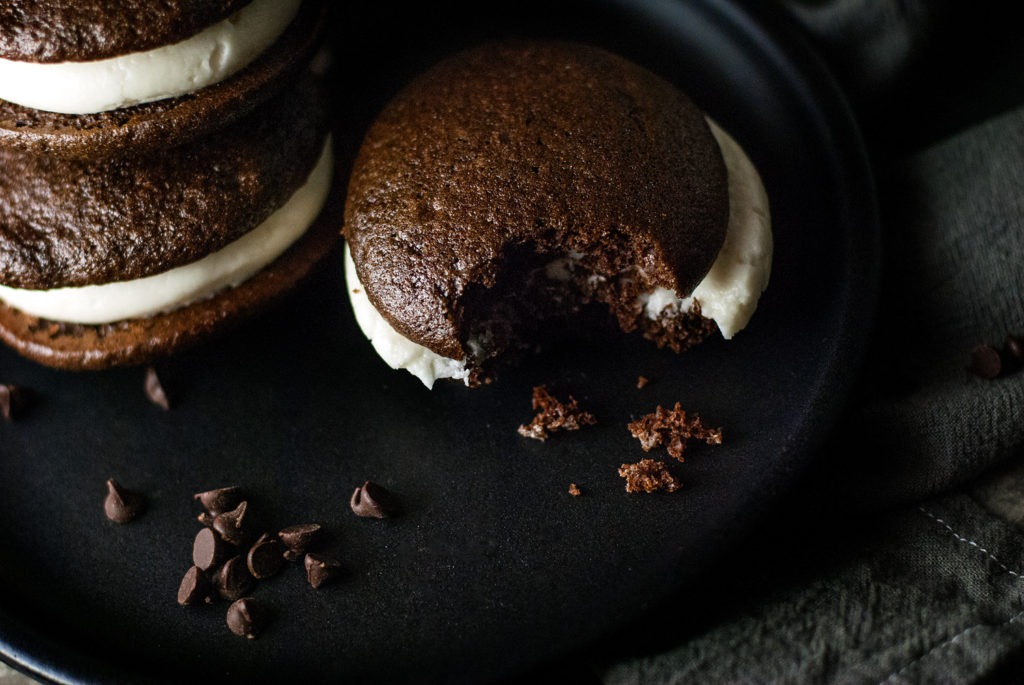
[0,75,328,290]
[0,1,252,63]
[0,0,327,159]
[344,41,728,360]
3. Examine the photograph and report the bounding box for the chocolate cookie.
[0,75,328,290]
[344,41,729,364]
[0,1,253,63]
[0,0,328,159]
[0,178,342,370]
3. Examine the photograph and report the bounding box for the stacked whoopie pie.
[0,0,336,370]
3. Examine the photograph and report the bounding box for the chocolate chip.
[226,597,268,639]
[144,366,170,410]
[1006,334,1024,366]
[0,384,28,421]
[278,523,323,557]
[193,486,245,515]
[350,481,400,518]
[192,527,232,572]
[103,478,145,523]
[969,344,1002,379]
[212,501,250,546]
[197,512,215,528]
[304,553,342,589]
[215,555,256,601]
[247,538,285,579]
[177,566,213,606]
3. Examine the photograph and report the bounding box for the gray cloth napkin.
[597,2,1024,682]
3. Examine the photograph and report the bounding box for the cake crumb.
[627,402,722,461]
[636,376,649,389]
[517,385,596,441]
[618,459,680,493]
[568,483,581,497]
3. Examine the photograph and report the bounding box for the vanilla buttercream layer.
[345,244,471,389]
[0,0,300,114]
[641,119,772,339]
[345,121,771,388]
[0,138,333,324]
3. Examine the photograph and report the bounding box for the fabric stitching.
[878,507,1024,683]
[918,506,1024,578]
[880,609,1024,684]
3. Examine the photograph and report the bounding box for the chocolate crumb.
[627,402,723,461]
[350,481,400,518]
[304,553,343,588]
[177,566,213,606]
[226,597,268,639]
[0,384,28,420]
[247,537,285,579]
[103,478,145,523]
[969,344,1003,379]
[212,501,250,546]
[194,486,245,515]
[517,385,596,441]
[215,555,256,601]
[636,376,649,389]
[618,459,681,493]
[144,366,171,410]
[568,483,581,496]
[279,523,324,559]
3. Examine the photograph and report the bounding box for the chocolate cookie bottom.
[0,182,342,370]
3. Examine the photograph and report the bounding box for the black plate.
[0,1,877,683]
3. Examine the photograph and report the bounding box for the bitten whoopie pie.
[343,41,772,388]
[0,0,339,370]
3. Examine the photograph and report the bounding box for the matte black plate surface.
[0,1,877,683]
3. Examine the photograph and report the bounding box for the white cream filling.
[344,120,772,388]
[0,137,333,324]
[639,119,772,339]
[345,244,472,390]
[0,0,300,114]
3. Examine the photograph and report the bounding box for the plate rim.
[0,0,880,682]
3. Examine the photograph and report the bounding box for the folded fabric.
[809,106,1024,512]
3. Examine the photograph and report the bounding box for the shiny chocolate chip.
[193,486,245,516]
[104,478,145,523]
[215,556,255,601]
[0,384,28,420]
[212,501,250,546]
[144,367,170,410]
[193,527,231,572]
[177,566,212,606]
[304,553,342,589]
[247,537,285,579]
[226,597,268,639]
[1006,334,1024,364]
[969,344,1002,379]
[278,523,323,557]
[350,481,400,519]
